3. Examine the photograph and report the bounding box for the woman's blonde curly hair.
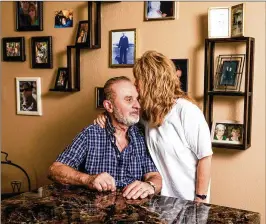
[133,50,193,127]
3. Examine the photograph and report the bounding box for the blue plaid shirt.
[56,116,158,187]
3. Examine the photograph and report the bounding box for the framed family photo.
[54,9,73,28]
[2,37,26,62]
[231,3,245,37]
[211,120,243,145]
[109,28,136,68]
[214,54,245,91]
[31,36,53,69]
[172,59,188,92]
[54,68,68,90]
[16,1,43,31]
[95,87,105,109]
[208,7,230,38]
[75,21,89,47]
[144,1,177,21]
[16,77,42,116]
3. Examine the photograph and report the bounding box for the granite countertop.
[1,183,260,223]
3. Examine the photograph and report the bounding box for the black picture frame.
[16,1,43,31]
[54,68,68,90]
[75,20,90,47]
[171,59,188,92]
[2,37,26,62]
[31,36,53,69]
[96,87,105,109]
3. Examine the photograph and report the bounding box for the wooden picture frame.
[16,1,43,31]
[2,37,26,62]
[54,68,68,90]
[144,1,177,21]
[231,3,245,37]
[171,59,188,92]
[16,77,42,116]
[95,87,105,109]
[208,7,230,38]
[75,20,90,47]
[31,36,53,69]
[109,28,136,68]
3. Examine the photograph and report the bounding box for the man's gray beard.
[113,106,139,126]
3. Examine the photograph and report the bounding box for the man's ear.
[103,100,113,113]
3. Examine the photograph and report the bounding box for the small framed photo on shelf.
[31,36,53,69]
[144,1,177,21]
[75,20,89,47]
[214,54,245,91]
[16,77,42,116]
[95,87,105,109]
[2,37,26,62]
[109,28,136,68]
[54,68,68,90]
[208,7,230,38]
[211,120,243,145]
[231,3,245,37]
[16,1,43,31]
[171,59,188,93]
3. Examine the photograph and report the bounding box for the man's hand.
[122,180,155,200]
[93,113,107,128]
[87,172,116,192]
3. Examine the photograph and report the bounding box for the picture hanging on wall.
[75,20,89,47]
[54,68,68,90]
[95,87,105,109]
[31,36,53,69]
[109,28,136,68]
[144,1,177,21]
[16,77,42,116]
[16,1,43,31]
[171,59,188,92]
[54,9,73,28]
[231,3,245,37]
[2,37,26,62]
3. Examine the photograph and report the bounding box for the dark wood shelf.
[208,91,252,96]
[212,143,250,150]
[49,88,79,92]
[206,36,255,43]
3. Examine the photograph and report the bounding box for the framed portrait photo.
[211,120,243,145]
[208,7,230,38]
[75,21,89,47]
[54,9,73,28]
[144,1,177,21]
[231,3,245,37]
[95,87,105,109]
[31,36,53,69]
[2,37,26,62]
[110,28,136,68]
[16,77,42,116]
[16,1,43,31]
[214,54,245,91]
[54,68,68,90]
[171,59,188,92]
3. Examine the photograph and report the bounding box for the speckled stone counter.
[1,183,260,223]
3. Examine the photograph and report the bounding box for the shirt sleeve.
[56,129,89,169]
[180,102,213,159]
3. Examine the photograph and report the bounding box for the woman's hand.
[93,113,107,128]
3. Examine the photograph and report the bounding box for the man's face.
[21,1,30,11]
[111,81,140,126]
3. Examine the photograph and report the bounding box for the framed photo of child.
[54,68,68,90]
[211,120,243,145]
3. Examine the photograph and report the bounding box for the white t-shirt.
[143,98,213,201]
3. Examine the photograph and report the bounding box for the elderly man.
[48,76,162,200]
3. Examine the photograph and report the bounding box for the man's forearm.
[48,162,91,186]
[196,155,212,195]
[143,172,162,194]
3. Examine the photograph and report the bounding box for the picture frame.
[16,77,42,116]
[214,54,245,91]
[16,1,43,31]
[2,37,26,62]
[54,68,68,90]
[95,87,105,109]
[171,59,188,92]
[231,3,245,37]
[211,120,243,145]
[54,9,73,28]
[109,28,136,68]
[31,36,53,69]
[144,1,177,21]
[208,7,230,38]
[75,20,89,47]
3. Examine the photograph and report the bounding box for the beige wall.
[1,2,265,222]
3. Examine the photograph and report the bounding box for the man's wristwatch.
[146,181,156,193]
[196,194,207,200]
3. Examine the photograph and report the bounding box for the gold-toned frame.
[231,3,245,37]
[144,1,176,21]
[109,28,137,68]
[208,7,230,38]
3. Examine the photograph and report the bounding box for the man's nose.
[133,99,141,109]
